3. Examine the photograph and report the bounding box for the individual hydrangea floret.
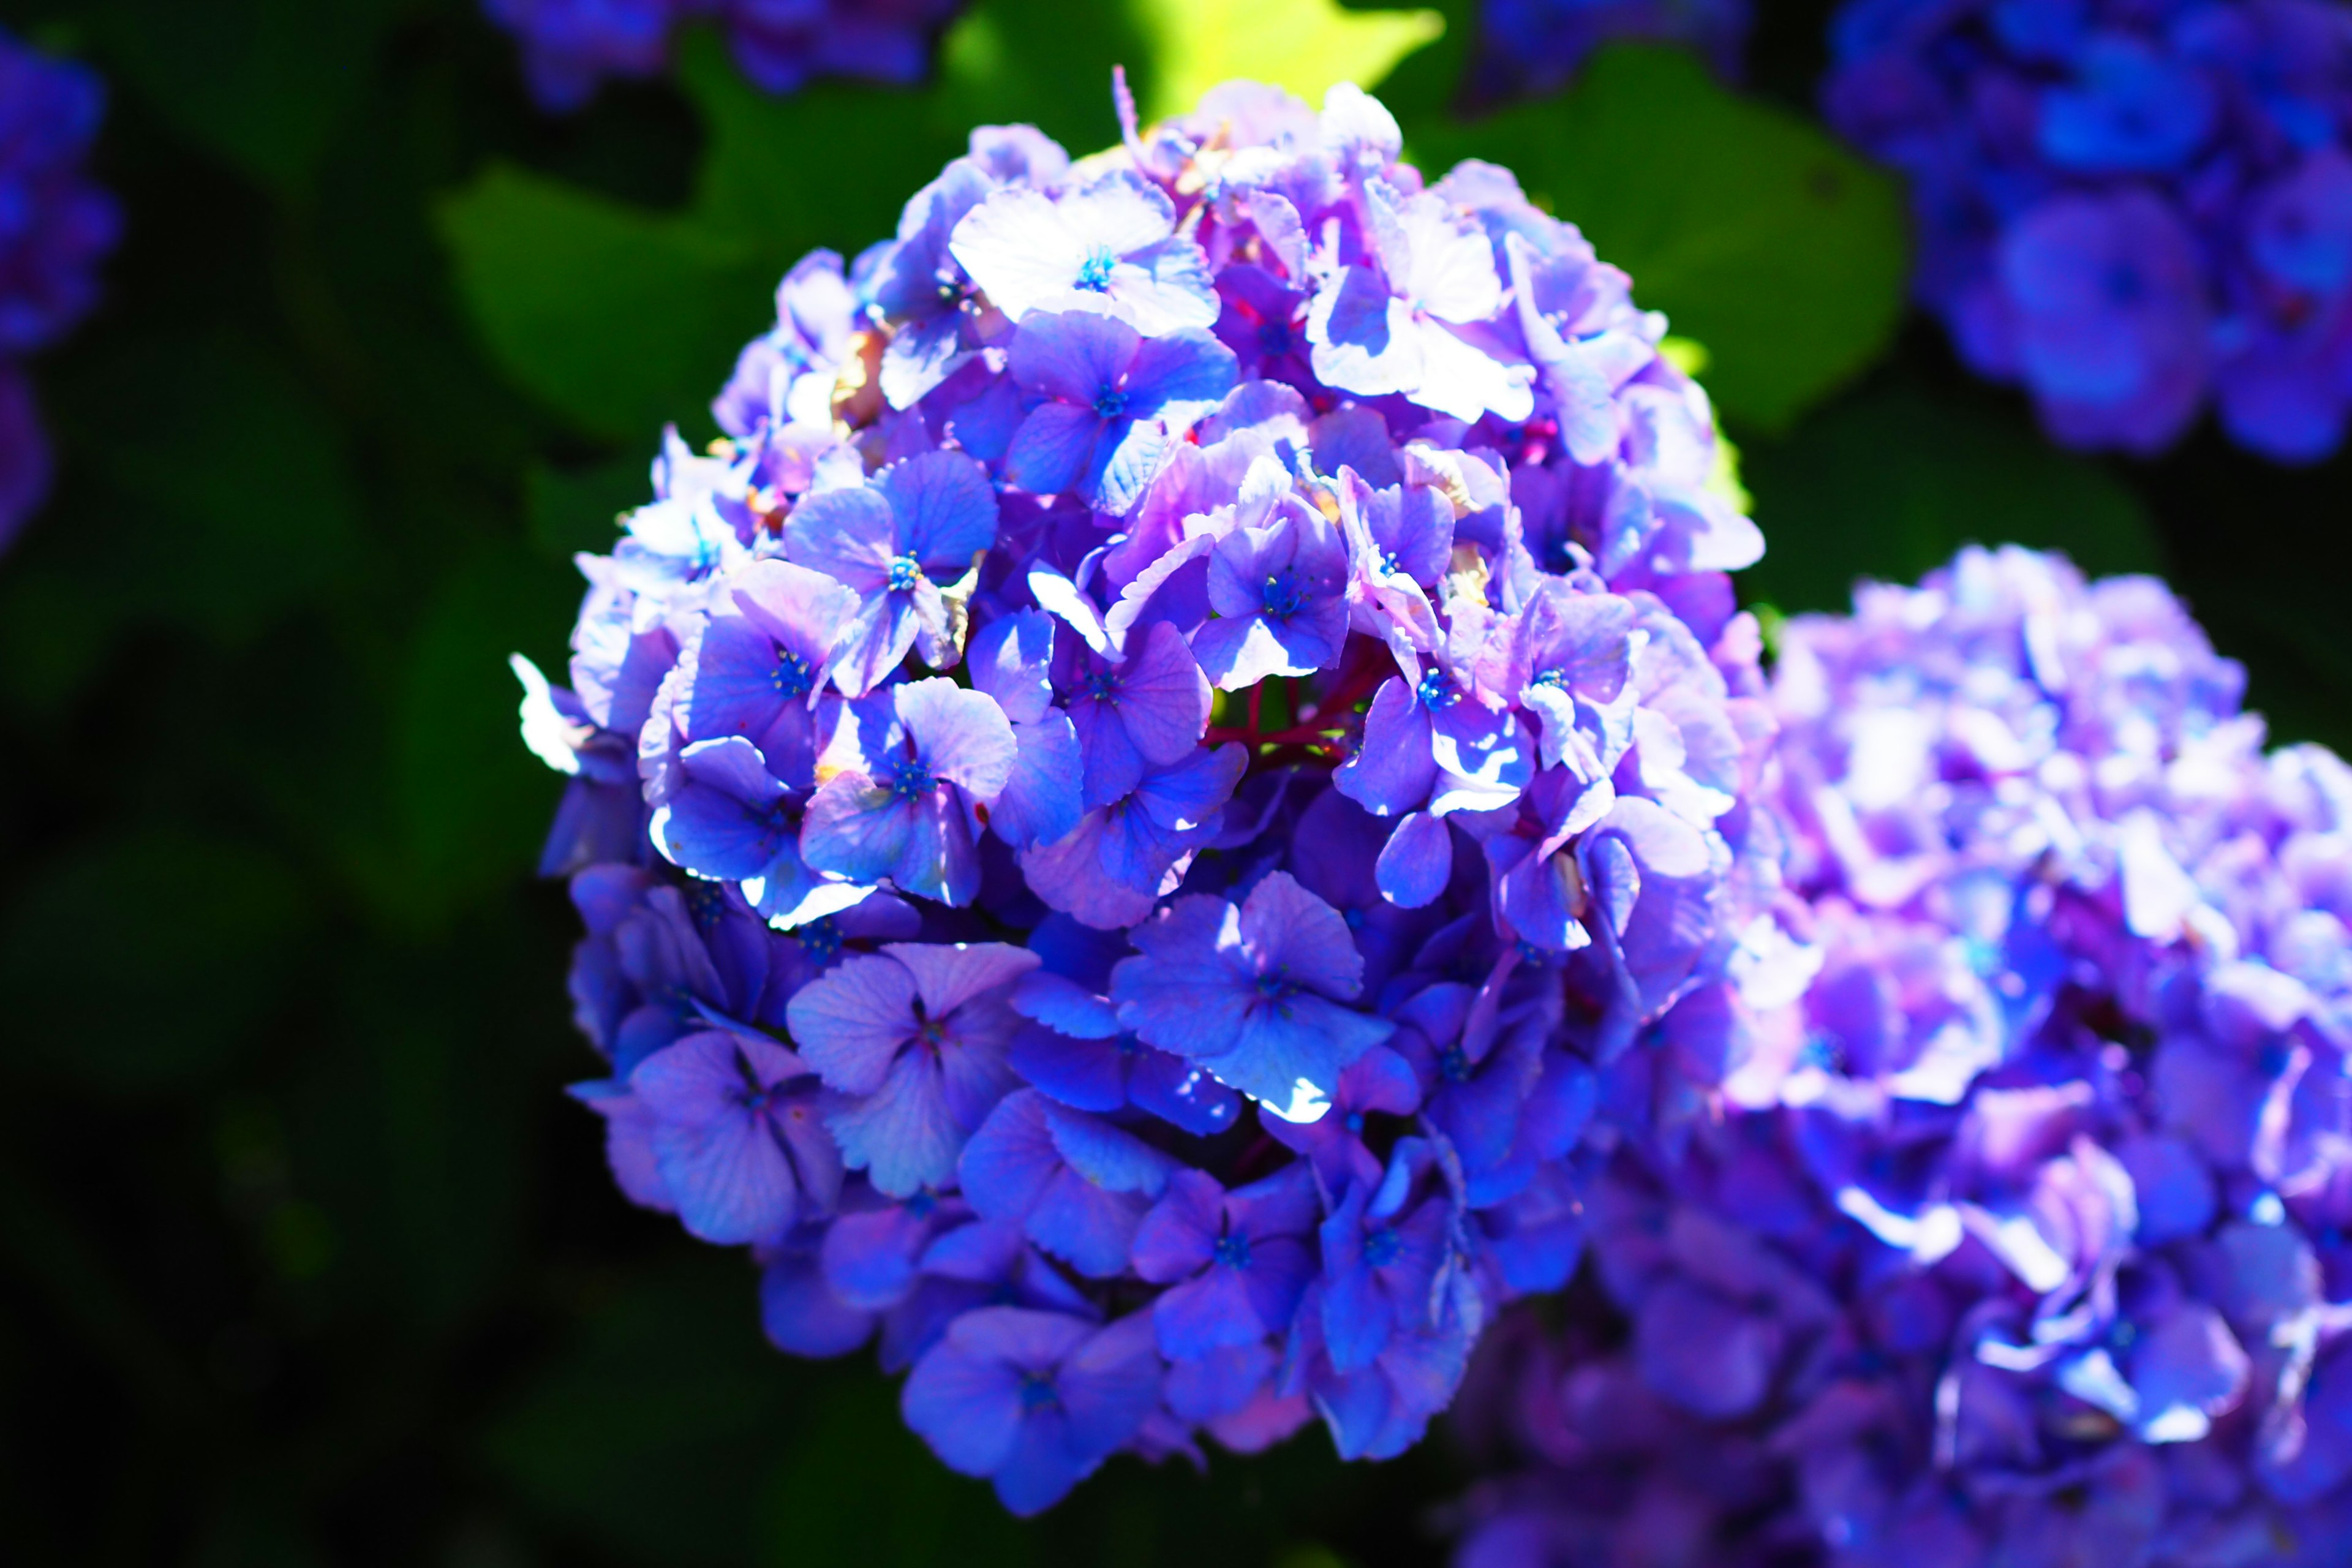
[1448,546,2352,1567]
[0,26,119,550]
[1824,0,2352,461]
[483,0,967,113]
[518,73,1774,1513]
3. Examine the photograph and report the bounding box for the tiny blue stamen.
[772,649,814,698]
[888,754,934,801]
[1085,669,1123,703]
[1261,570,1308,619]
[1363,1227,1401,1268]
[1075,244,1117,292]
[1093,385,1129,420]
[797,917,842,965]
[1213,1232,1253,1270]
[1019,1374,1060,1411]
[1416,669,1458,710]
[886,554,924,592]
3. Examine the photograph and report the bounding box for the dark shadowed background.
[1,1,2345,1562]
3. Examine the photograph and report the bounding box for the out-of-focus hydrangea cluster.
[1823,0,2352,462]
[1469,0,1751,104]
[0,26,118,551]
[1450,545,2352,1567]
[517,74,1774,1512]
[483,0,967,112]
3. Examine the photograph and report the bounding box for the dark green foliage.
[1,3,2345,1566]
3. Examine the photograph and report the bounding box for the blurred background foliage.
[0,0,2344,1563]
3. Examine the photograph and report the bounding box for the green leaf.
[933,0,1153,149]
[374,541,582,928]
[527,456,652,562]
[91,334,362,649]
[1740,380,2163,615]
[756,1381,1038,1568]
[0,828,307,1092]
[1406,45,1909,431]
[1128,0,1444,121]
[479,1262,799,1566]
[93,0,402,195]
[679,30,963,262]
[437,165,771,443]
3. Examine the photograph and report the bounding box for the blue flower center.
[907,1191,938,1220]
[1085,669,1123,703]
[1213,1232,1253,1270]
[1093,385,1129,420]
[888,755,935,801]
[1530,666,1567,690]
[773,649,815,697]
[1259,318,1295,356]
[887,554,924,592]
[1378,549,1403,578]
[1254,971,1298,1005]
[1363,1227,1401,1268]
[2258,1040,2293,1078]
[1344,1111,1365,1133]
[1438,1044,1472,1083]
[1415,669,1458,710]
[797,917,842,965]
[1019,1373,1061,1411]
[1261,570,1308,620]
[1075,245,1117,292]
[685,880,729,927]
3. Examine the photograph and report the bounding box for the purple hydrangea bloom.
[1447,546,2352,1566]
[1825,0,2352,460]
[484,0,966,113]
[0,28,118,551]
[520,75,1778,1511]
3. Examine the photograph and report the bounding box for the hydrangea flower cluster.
[518,75,1776,1511]
[0,26,118,551]
[483,0,967,111]
[1468,0,1752,103]
[1450,545,2352,1566]
[1823,0,2352,462]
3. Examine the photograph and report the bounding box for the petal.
[949,187,1082,319]
[1005,402,1104,499]
[1240,870,1367,1000]
[785,483,898,588]
[786,952,917,1095]
[801,777,917,886]
[826,1046,967,1197]
[1376,811,1453,909]
[902,1338,1027,1477]
[957,1089,1062,1221]
[761,1254,875,1359]
[992,713,1085,850]
[1333,677,1437,817]
[880,449,1000,570]
[896,676,1019,799]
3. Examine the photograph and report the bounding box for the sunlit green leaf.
[437,165,770,442]
[1129,0,1444,121]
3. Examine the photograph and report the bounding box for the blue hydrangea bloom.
[1469,0,1753,104]
[1825,0,2352,460]
[521,75,1778,1513]
[1448,546,2352,1567]
[484,0,967,112]
[0,27,118,551]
